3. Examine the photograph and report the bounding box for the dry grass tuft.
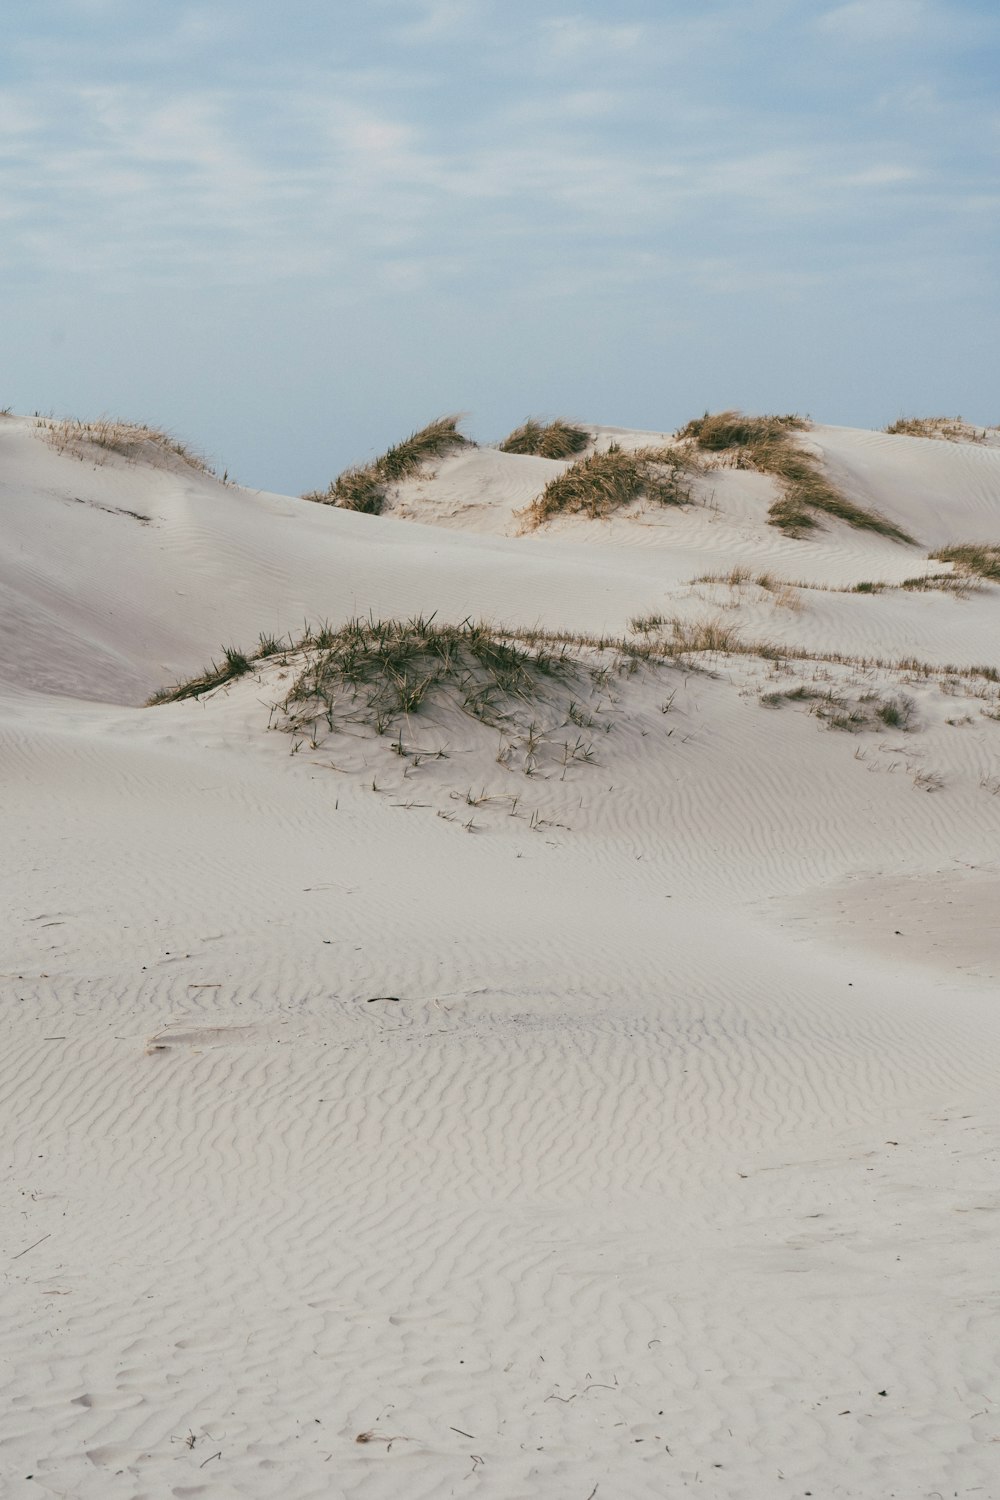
[678,408,913,543]
[522,444,695,528]
[692,567,803,612]
[667,618,748,654]
[677,410,807,450]
[929,543,1000,582]
[304,415,470,513]
[147,646,254,705]
[885,416,996,444]
[499,419,591,459]
[41,417,214,474]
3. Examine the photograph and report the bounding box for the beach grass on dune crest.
[521,444,696,528]
[678,409,914,543]
[885,416,997,444]
[499,419,591,459]
[303,415,470,514]
[677,411,808,450]
[40,416,214,474]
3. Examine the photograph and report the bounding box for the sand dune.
[2,411,999,1497]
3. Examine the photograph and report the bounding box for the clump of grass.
[522,444,695,528]
[760,684,826,708]
[875,695,913,728]
[678,408,913,543]
[667,618,749,654]
[308,466,385,514]
[303,415,470,513]
[930,544,1000,582]
[147,646,253,705]
[282,616,577,736]
[499,419,591,459]
[629,612,666,634]
[41,417,214,474]
[694,566,754,586]
[761,683,915,732]
[691,566,802,611]
[885,416,994,444]
[677,410,807,449]
[256,632,288,657]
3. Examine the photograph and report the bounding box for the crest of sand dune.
[1,409,999,1498]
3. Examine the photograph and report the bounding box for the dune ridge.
[2,408,999,1498]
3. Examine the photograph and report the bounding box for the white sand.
[2,413,999,1498]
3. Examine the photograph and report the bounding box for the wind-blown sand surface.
[2,412,999,1498]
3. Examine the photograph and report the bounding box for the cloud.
[539,15,646,59]
[0,0,992,315]
[385,0,487,42]
[816,0,989,45]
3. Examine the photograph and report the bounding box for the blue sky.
[2,0,998,492]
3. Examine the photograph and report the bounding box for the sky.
[2,0,998,493]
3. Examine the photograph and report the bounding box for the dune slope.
[2,412,999,1499]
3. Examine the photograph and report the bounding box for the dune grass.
[148,646,255,704]
[885,416,994,444]
[41,417,214,474]
[929,544,1000,582]
[149,590,1000,740]
[282,616,585,736]
[677,411,808,450]
[499,419,591,459]
[303,415,470,514]
[678,409,913,543]
[150,608,1000,712]
[522,444,695,528]
[760,683,915,732]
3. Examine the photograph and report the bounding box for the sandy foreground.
[2,413,999,1499]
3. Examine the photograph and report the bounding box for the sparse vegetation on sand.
[885,416,996,444]
[282,617,582,737]
[760,683,915,732]
[151,617,667,785]
[929,544,1000,582]
[522,444,696,528]
[499,419,591,459]
[303,416,470,514]
[678,409,914,543]
[692,566,802,610]
[150,615,999,811]
[151,608,1000,714]
[148,645,256,704]
[40,417,214,474]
